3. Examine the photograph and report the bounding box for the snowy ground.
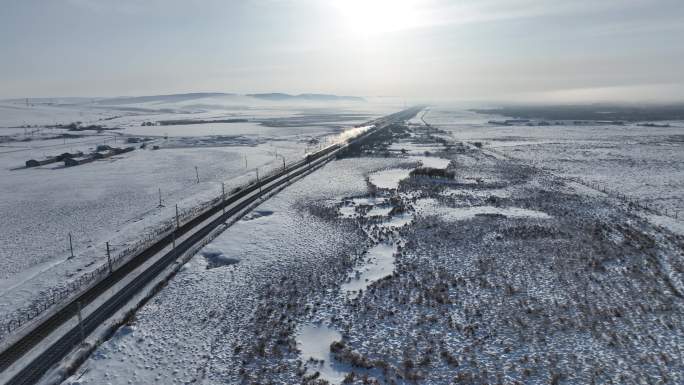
[425,107,684,215]
[62,155,401,385]
[0,95,398,339]
[64,113,684,384]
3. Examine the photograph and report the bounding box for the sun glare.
[333,0,419,37]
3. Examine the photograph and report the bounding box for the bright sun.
[333,0,418,37]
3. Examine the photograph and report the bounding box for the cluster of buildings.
[25,145,134,169]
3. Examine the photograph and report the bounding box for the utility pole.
[195,166,200,184]
[106,242,112,273]
[256,168,262,194]
[244,155,248,169]
[158,188,163,207]
[68,233,74,259]
[221,182,226,215]
[77,301,85,344]
[175,204,180,229]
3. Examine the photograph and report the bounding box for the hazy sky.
[2,0,684,102]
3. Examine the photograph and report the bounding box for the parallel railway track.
[0,107,422,385]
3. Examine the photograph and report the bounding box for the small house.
[64,157,95,167]
[56,151,84,161]
[112,146,135,155]
[25,157,57,168]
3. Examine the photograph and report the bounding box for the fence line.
[0,157,295,341]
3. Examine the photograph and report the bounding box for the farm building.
[63,147,135,167]
[112,146,135,155]
[25,158,57,168]
[26,151,85,168]
[56,151,84,161]
[64,157,95,167]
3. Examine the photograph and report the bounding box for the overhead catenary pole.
[256,168,262,194]
[221,182,226,214]
[68,233,74,259]
[106,242,112,274]
[175,204,180,229]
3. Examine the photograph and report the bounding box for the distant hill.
[95,93,235,105]
[3,92,367,106]
[247,93,365,102]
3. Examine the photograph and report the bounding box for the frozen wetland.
[60,106,684,385]
[341,243,397,296]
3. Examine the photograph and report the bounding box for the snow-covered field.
[64,111,684,384]
[0,95,398,337]
[425,107,684,215]
[62,155,401,385]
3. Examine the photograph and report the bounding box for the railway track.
[0,106,422,385]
